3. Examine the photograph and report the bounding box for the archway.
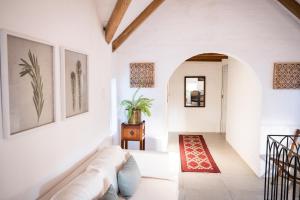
[166,52,263,174]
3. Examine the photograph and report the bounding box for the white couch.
[38,146,179,200]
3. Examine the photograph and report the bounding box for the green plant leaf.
[131,88,140,104]
[120,88,154,120]
[121,100,133,107]
[127,107,133,120]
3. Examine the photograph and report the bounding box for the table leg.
[125,140,128,149]
[140,139,143,150]
[143,138,145,150]
[121,139,124,149]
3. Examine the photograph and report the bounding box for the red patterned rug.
[179,135,220,173]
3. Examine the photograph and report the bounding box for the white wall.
[0,0,112,199]
[226,57,262,174]
[114,0,300,175]
[168,61,222,132]
[220,60,228,133]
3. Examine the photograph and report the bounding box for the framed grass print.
[60,48,88,118]
[0,30,56,138]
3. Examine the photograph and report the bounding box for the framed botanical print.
[60,48,89,118]
[0,30,56,137]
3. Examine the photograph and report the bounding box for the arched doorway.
[164,52,264,199]
[166,52,263,175]
[167,53,227,134]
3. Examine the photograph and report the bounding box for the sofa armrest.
[128,150,179,181]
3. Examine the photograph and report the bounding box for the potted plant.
[121,89,154,124]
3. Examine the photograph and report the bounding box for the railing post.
[264,135,300,200]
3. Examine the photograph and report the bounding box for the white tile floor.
[167,132,264,200]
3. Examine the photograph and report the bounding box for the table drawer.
[123,127,140,140]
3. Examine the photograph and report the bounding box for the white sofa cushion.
[118,177,178,200]
[87,146,129,192]
[91,146,129,171]
[129,150,179,181]
[40,147,179,200]
[50,169,104,200]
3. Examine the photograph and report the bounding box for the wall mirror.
[184,76,206,107]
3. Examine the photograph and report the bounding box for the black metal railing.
[265,135,300,200]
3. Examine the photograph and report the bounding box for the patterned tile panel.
[130,63,154,88]
[273,63,300,89]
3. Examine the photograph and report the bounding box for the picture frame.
[0,30,57,138]
[273,62,300,89]
[130,62,155,88]
[184,76,206,108]
[60,47,89,119]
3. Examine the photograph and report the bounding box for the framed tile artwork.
[130,62,155,88]
[273,62,300,89]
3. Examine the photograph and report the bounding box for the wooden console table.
[121,121,145,150]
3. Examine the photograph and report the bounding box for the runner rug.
[179,135,220,173]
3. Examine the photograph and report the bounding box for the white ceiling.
[96,0,153,41]
[96,0,117,26]
[95,0,300,42]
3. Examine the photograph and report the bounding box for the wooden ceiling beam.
[105,0,132,43]
[112,0,165,52]
[278,0,300,20]
[186,53,228,62]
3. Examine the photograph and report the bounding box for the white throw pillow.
[51,169,104,200]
